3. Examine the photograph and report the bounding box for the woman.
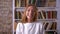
[16,4,43,34]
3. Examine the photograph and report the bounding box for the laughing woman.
[16,4,43,34]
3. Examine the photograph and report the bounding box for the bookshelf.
[43,22,57,34]
[13,0,57,34]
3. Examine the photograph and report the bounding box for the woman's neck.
[27,18,32,23]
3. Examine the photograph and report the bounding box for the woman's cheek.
[26,12,30,18]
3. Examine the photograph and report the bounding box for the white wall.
[56,0,60,34]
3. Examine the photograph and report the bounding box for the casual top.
[16,21,43,34]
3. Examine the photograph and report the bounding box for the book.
[29,0,31,4]
[46,23,53,30]
[36,0,46,7]
[36,0,41,7]
[26,0,36,6]
[31,0,36,5]
[26,0,29,6]
[17,11,19,19]
[21,0,26,7]
[47,11,52,19]
[15,11,17,19]
[40,11,46,19]
[38,12,42,19]
[15,0,19,7]
[50,22,57,30]
[45,31,55,34]
[52,11,57,19]
[44,22,49,30]
[17,11,21,19]
[48,0,56,7]
[26,0,31,6]
[19,0,21,7]
[15,0,21,7]
[42,11,46,19]
[15,11,21,19]
[46,11,48,19]
[45,0,49,7]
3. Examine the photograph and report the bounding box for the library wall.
[0,0,12,34]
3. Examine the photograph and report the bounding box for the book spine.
[47,11,52,19]
[36,0,41,7]
[46,11,48,19]
[15,0,19,7]
[26,0,30,6]
[52,11,57,19]
[48,0,56,7]
[21,0,26,7]
[51,22,57,30]
[31,0,36,5]
[43,11,46,19]
[19,11,21,19]
[19,0,21,7]
[40,11,46,19]
[15,11,17,19]
[44,22,49,30]
[38,12,42,19]
[46,23,53,30]
[17,11,20,19]
[36,0,46,7]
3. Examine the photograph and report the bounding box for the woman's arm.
[39,23,43,34]
[16,23,22,34]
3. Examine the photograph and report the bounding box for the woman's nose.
[30,10,33,15]
[30,10,32,13]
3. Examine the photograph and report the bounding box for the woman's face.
[26,6,35,19]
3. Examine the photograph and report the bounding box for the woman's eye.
[27,10,29,12]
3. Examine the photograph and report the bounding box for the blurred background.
[0,0,12,34]
[0,0,60,34]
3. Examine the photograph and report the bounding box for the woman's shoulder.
[17,22,23,26]
[34,20,43,25]
[35,20,43,23]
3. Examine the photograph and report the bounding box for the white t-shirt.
[16,21,43,34]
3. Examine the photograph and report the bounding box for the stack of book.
[47,0,56,7]
[38,11,57,19]
[43,22,57,34]
[43,22,57,30]
[14,10,57,20]
[15,0,56,7]
[45,31,57,34]
[15,11,22,19]
[38,11,46,19]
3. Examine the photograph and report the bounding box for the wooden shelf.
[15,7,57,11]
[44,30,57,31]
[15,19,57,21]
[15,19,21,20]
